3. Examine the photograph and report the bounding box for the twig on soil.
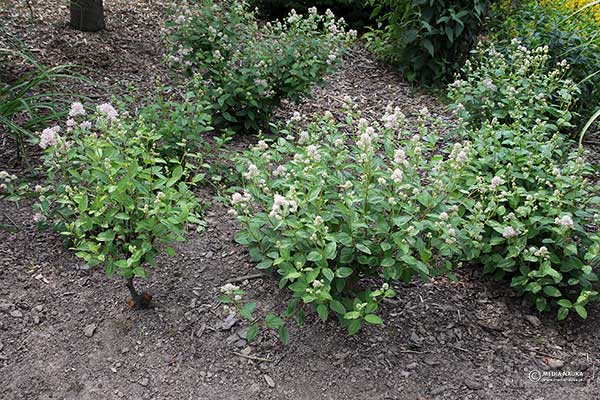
[227,273,267,283]
[231,352,273,362]
[398,349,432,354]
[2,213,19,229]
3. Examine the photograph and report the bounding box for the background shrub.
[365,0,490,84]
[490,1,600,125]
[447,40,580,132]
[166,1,355,133]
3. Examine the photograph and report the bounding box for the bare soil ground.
[1,1,599,399]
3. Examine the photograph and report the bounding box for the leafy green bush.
[365,0,489,84]
[449,43,600,320]
[490,1,600,125]
[135,80,213,162]
[230,105,469,334]
[35,103,203,307]
[447,40,580,132]
[166,0,355,133]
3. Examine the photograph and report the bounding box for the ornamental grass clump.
[230,104,471,334]
[35,103,203,308]
[166,0,355,132]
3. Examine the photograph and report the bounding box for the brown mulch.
[1,1,600,400]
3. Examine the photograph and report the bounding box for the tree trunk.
[70,0,105,32]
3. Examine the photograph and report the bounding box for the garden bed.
[1,1,599,399]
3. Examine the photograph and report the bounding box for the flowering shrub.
[489,2,600,126]
[166,1,355,132]
[454,122,600,319]
[35,103,203,307]
[448,42,600,320]
[230,104,470,334]
[448,41,580,132]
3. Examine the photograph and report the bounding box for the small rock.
[464,378,483,390]
[220,314,239,331]
[84,324,97,337]
[543,357,564,369]
[9,310,23,318]
[400,370,411,377]
[240,346,252,356]
[248,382,261,395]
[406,362,418,370]
[0,303,13,312]
[263,374,275,388]
[430,385,449,396]
[525,315,542,328]
[139,377,149,387]
[110,367,117,373]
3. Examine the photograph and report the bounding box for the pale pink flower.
[96,103,118,120]
[39,126,61,149]
[391,169,403,184]
[490,176,505,190]
[555,215,574,229]
[69,102,86,117]
[80,121,92,130]
[502,226,518,239]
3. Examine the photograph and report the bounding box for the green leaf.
[330,300,346,315]
[356,243,372,254]
[265,314,284,329]
[364,314,383,325]
[347,319,361,335]
[344,311,361,320]
[324,242,337,260]
[557,307,569,321]
[574,305,588,319]
[381,257,395,267]
[322,268,334,282]
[278,325,289,344]
[335,267,353,278]
[543,286,562,297]
[240,302,257,320]
[165,246,175,257]
[166,165,183,187]
[97,230,115,242]
[316,304,328,321]
[246,325,259,342]
[307,251,323,262]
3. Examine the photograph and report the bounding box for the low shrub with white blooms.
[165,0,355,132]
[447,41,600,320]
[34,102,203,307]
[448,40,580,134]
[453,121,600,320]
[229,102,471,334]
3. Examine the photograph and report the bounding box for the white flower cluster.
[382,104,406,130]
[269,194,298,220]
[502,226,519,239]
[39,126,61,149]
[219,283,240,295]
[555,214,574,229]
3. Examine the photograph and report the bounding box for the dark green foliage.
[365,0,490,84]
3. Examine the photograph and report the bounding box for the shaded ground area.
[1,1,599,399]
